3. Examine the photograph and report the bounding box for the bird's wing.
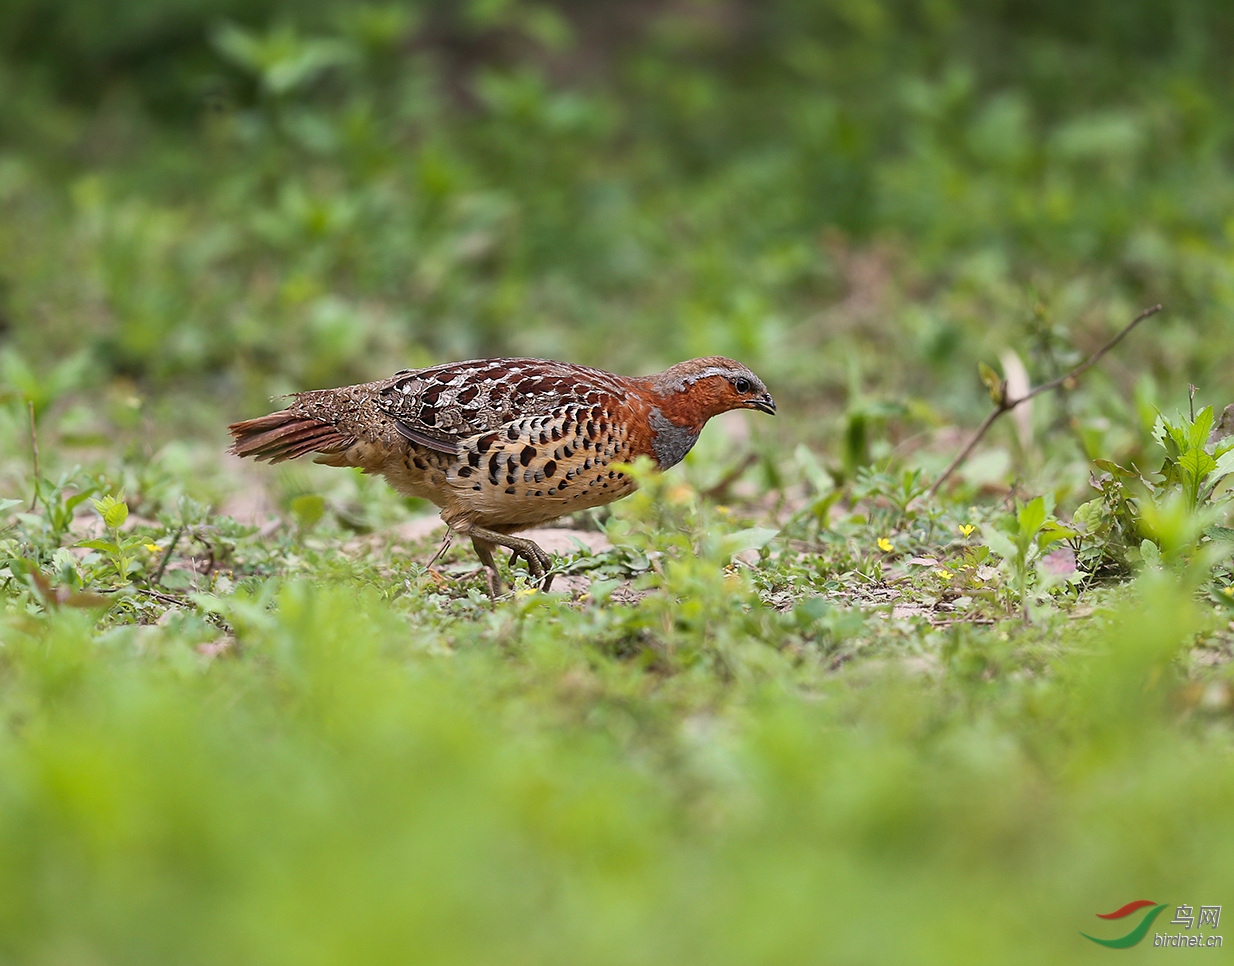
[374,358,631,454]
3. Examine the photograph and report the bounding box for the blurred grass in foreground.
[0,573,1230,965]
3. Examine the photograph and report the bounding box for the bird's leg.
[426,531,453,570]
[470,536,504,597]
[466,525,554,592]
[405,531,454,589]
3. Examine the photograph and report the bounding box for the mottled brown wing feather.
[375,358,632,455]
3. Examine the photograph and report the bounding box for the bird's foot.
[468,527,554,595]
[506,545,555,592]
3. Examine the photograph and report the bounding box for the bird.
[228,356,776,593]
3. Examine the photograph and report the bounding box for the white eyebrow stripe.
[685,366,734,382]
[660,366,739,392]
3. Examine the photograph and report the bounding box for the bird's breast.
[648,407,701,469]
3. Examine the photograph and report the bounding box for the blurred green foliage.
[2,0,1234,431]
[3,0,1234,962]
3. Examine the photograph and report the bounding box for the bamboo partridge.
[228,356,775,592]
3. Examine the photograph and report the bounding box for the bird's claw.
[506,546,554,592]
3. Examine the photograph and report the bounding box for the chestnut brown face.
[698,367,776,419]
[645,356,776,424]
[727,372,777,415]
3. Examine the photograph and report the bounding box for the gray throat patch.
[649,407,700,469]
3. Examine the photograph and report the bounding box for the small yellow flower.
[877,537,894,553]
[936,569,953,581]
[958,524,976,538]
[1224,586,1234,597]
[144,543,161,554]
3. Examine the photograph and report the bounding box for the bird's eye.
[733,377,752,394]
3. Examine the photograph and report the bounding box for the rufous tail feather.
[227,410,352,464]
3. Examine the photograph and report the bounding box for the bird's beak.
[748,393,777,416]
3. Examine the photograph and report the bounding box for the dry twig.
[925,304,1163,498]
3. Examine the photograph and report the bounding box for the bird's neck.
[646,378,724,429]
[635,382,709,468]
[647,404,702,469]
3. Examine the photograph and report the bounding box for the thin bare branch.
[925,304,1162,498]
[1017,303,1162,403]
[924,406,1006,500]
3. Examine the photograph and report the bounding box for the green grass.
[3,1,1234,962]
[1,571,1231,963]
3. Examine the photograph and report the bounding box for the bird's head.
[647,357,776,423]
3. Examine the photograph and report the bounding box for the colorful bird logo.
[1081,900,1169,948]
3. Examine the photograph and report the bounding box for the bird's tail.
[227,407,353,464]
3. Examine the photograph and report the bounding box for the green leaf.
[719,527,779,559]
[1016,496,1047,538]
[212,22,355,96]
[78,538,121,554]
[1178,448,1216,486]
[978,362,1005,405]
[1153,412,1186,458]
[794,444,834,495]
[160,570,194,591]
[92,493,129,529]
[1091,458,1138,479]
[65,488,99,512]
[1140,538,1161,567]
[1211,448,1234,482]
[1037,521,1080,549]
[1187,406,1214,451]
[1071,499,1105,534]
[191,593,226,615]
[810,490,843,525]
[290,493,327,530]
[982,529,1019,563]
